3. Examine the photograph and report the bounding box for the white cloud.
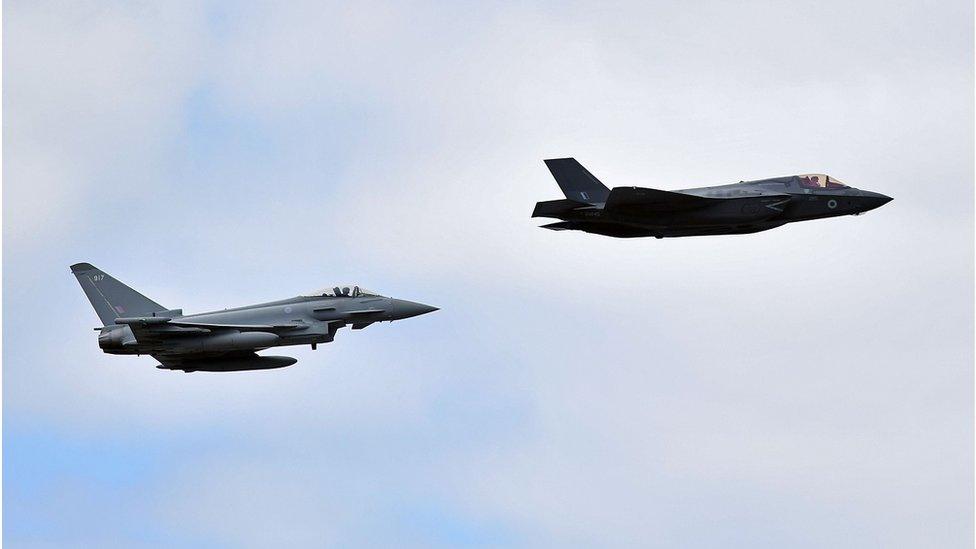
[4,0,972,547]
[3,1,207,246]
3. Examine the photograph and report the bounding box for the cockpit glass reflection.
[798,174,848,189]
[303,285,382,298]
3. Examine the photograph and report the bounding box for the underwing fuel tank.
[174,332,281,353]
[156,355,298,372]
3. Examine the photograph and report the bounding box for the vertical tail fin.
[70,263,166,326]
[544,158,610,204]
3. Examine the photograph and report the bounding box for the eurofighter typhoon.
[71,263,437,372]
[533,158,892,238]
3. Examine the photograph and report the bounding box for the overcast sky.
[4,0,973,547]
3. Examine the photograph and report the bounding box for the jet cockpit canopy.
[302,285,382,298]
[798,174,848,189]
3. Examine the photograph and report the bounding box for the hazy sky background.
[4,0,973,547]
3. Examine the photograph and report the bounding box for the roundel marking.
[284,306,293,314]
[827,199,838,209]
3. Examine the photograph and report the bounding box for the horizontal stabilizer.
[532,199,593,218]
[539,221,577,231]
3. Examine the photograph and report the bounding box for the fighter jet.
[533,158,892,238]
[71,263,438,372]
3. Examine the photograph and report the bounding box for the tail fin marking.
[70,263,167,326]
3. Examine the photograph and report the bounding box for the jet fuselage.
[97,294,437,357]
[533,160,892,238]
[72,263,437,372]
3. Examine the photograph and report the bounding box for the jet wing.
[167,320,309,333]
[605,187,791,214]
[127,324,209,343]
[114,316,309,337]
[110,317,208,342]
[604,187,718,213]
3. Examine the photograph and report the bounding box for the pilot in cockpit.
[303,285,382,299]
[798,174,848,190]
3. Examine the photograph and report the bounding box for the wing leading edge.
[604,187,718,213]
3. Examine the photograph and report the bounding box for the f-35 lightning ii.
[71,263,438,372]
[533,158,892,238]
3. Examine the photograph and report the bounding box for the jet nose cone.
[859,191,893,212]
[390,299,439,320]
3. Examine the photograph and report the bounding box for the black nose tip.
[860,192,892,212]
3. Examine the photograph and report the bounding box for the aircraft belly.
[652,222,787,237]
[558,216,787,238]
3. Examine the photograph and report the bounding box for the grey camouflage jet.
[71,263,438,372]
[533,158,892,238]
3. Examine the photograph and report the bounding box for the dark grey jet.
[71,263,438,372]
[533,158,892,238]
